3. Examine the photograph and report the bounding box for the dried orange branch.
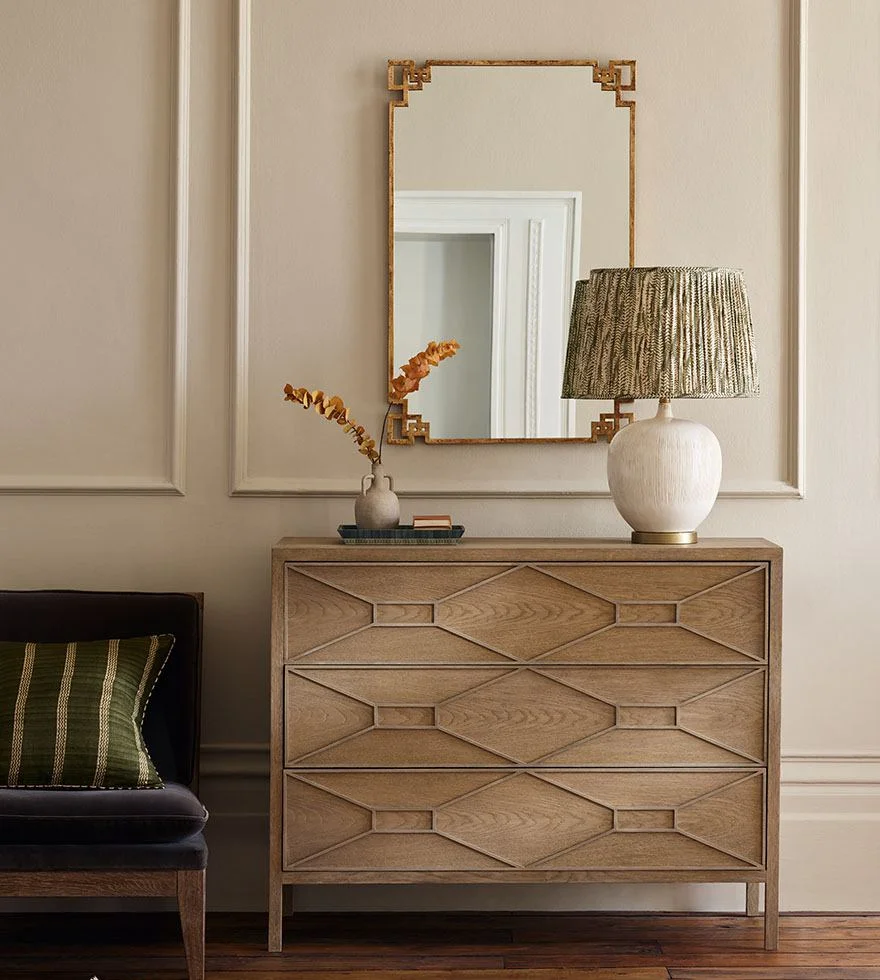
[283,340,460,465]
[389,340,460,402]
[282,385,380,463]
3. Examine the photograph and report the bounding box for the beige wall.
[1,0,879,912]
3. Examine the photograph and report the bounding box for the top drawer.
[283,561,767,665]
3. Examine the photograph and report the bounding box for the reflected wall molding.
[231,0,805,499]
[524,218,544,439]
[0,0,190,496]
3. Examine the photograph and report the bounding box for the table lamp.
[562,267,759,543]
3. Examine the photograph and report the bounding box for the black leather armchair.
[0,590,207,980]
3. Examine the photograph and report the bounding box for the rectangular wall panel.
[0,0,188,492]
[233,0,803,497]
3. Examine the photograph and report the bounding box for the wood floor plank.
[208,972,671,980]
[504,956,675,969]
[665,952,880,966]
[663,940,880,952]
[668,970,880,979]
[210,955,509,970]
[3,911,880,978]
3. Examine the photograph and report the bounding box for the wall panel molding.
[232,0,253,498]
[231,0,805,499]
[786,0,808,499]
[0,0,190,496]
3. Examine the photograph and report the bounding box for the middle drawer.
[284,665,766,768]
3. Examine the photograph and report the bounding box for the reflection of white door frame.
[396,217,508,436]
[396,191,581,439]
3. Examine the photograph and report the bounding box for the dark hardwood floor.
[0,911,879,980]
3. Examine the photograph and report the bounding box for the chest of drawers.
[269,538,781,950]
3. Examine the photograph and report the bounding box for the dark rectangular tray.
[337,524,465,545]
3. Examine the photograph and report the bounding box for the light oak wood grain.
[616,810,675,830]
[677,670,767,763]
[679,567,768,658]
[435,566,615,659]
[546,728,754,767]
[745,880,761,916]
[284,568,372,657]
[436,670,616,763]
[545,563,756,602]
[282,869,770,884]
[676,772,765,866]
[274,538,781,562]
[374,810,433,832]
[544,770,756,809]
[282,768,764,874]
[296,562,513,602]
[434,773,614,867]
[617,706,676,727]
[293,626,514,665]
[541,626,761,665]
[377,705,435,727]
[294,769,504,809]
[286,664,765,769]
[271,539,781,951]
[376,603,434,624]
[618,603,677,624]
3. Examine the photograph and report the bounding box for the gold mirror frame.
[387,59,636,446]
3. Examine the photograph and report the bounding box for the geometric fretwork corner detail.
[388,60,432,108]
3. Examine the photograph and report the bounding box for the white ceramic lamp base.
[607,400,722,544]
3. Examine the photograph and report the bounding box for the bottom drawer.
[283,768,765,872]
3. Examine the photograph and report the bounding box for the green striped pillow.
[0,635,174,789]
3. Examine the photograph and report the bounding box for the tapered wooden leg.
[268,876,284,952]
[764,873,779,950]
[177,870,205,980]
[746,882,761,916]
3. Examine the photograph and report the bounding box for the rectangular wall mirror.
[387,59,635,444]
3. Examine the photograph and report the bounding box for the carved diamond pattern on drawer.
[676,771,765,866]
[293,563,514,603]
[534,830,753,870]
[435,773,613,866]
[677,669,766,762]
[542,563,757,602]
[435,566,615,659]
[437,670,615,763]
[679,568,767,659]
[299,770,506,809]
[542,626,758,665]
[285,674,374,762]
[537,666,755,707]
[543,770,749,808]
[286,664,765,768]
[283,778,371,866]
[284,569,373,658]
[283,769,765,871]
[296,667,511,706]
[295,627,515,665]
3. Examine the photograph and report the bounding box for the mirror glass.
[388,60,634,443]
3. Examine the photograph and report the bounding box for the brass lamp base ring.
[631,531,697,545]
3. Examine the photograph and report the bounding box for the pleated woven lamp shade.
[562,267,759,400]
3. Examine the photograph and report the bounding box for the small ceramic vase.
[354,461,400,529]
